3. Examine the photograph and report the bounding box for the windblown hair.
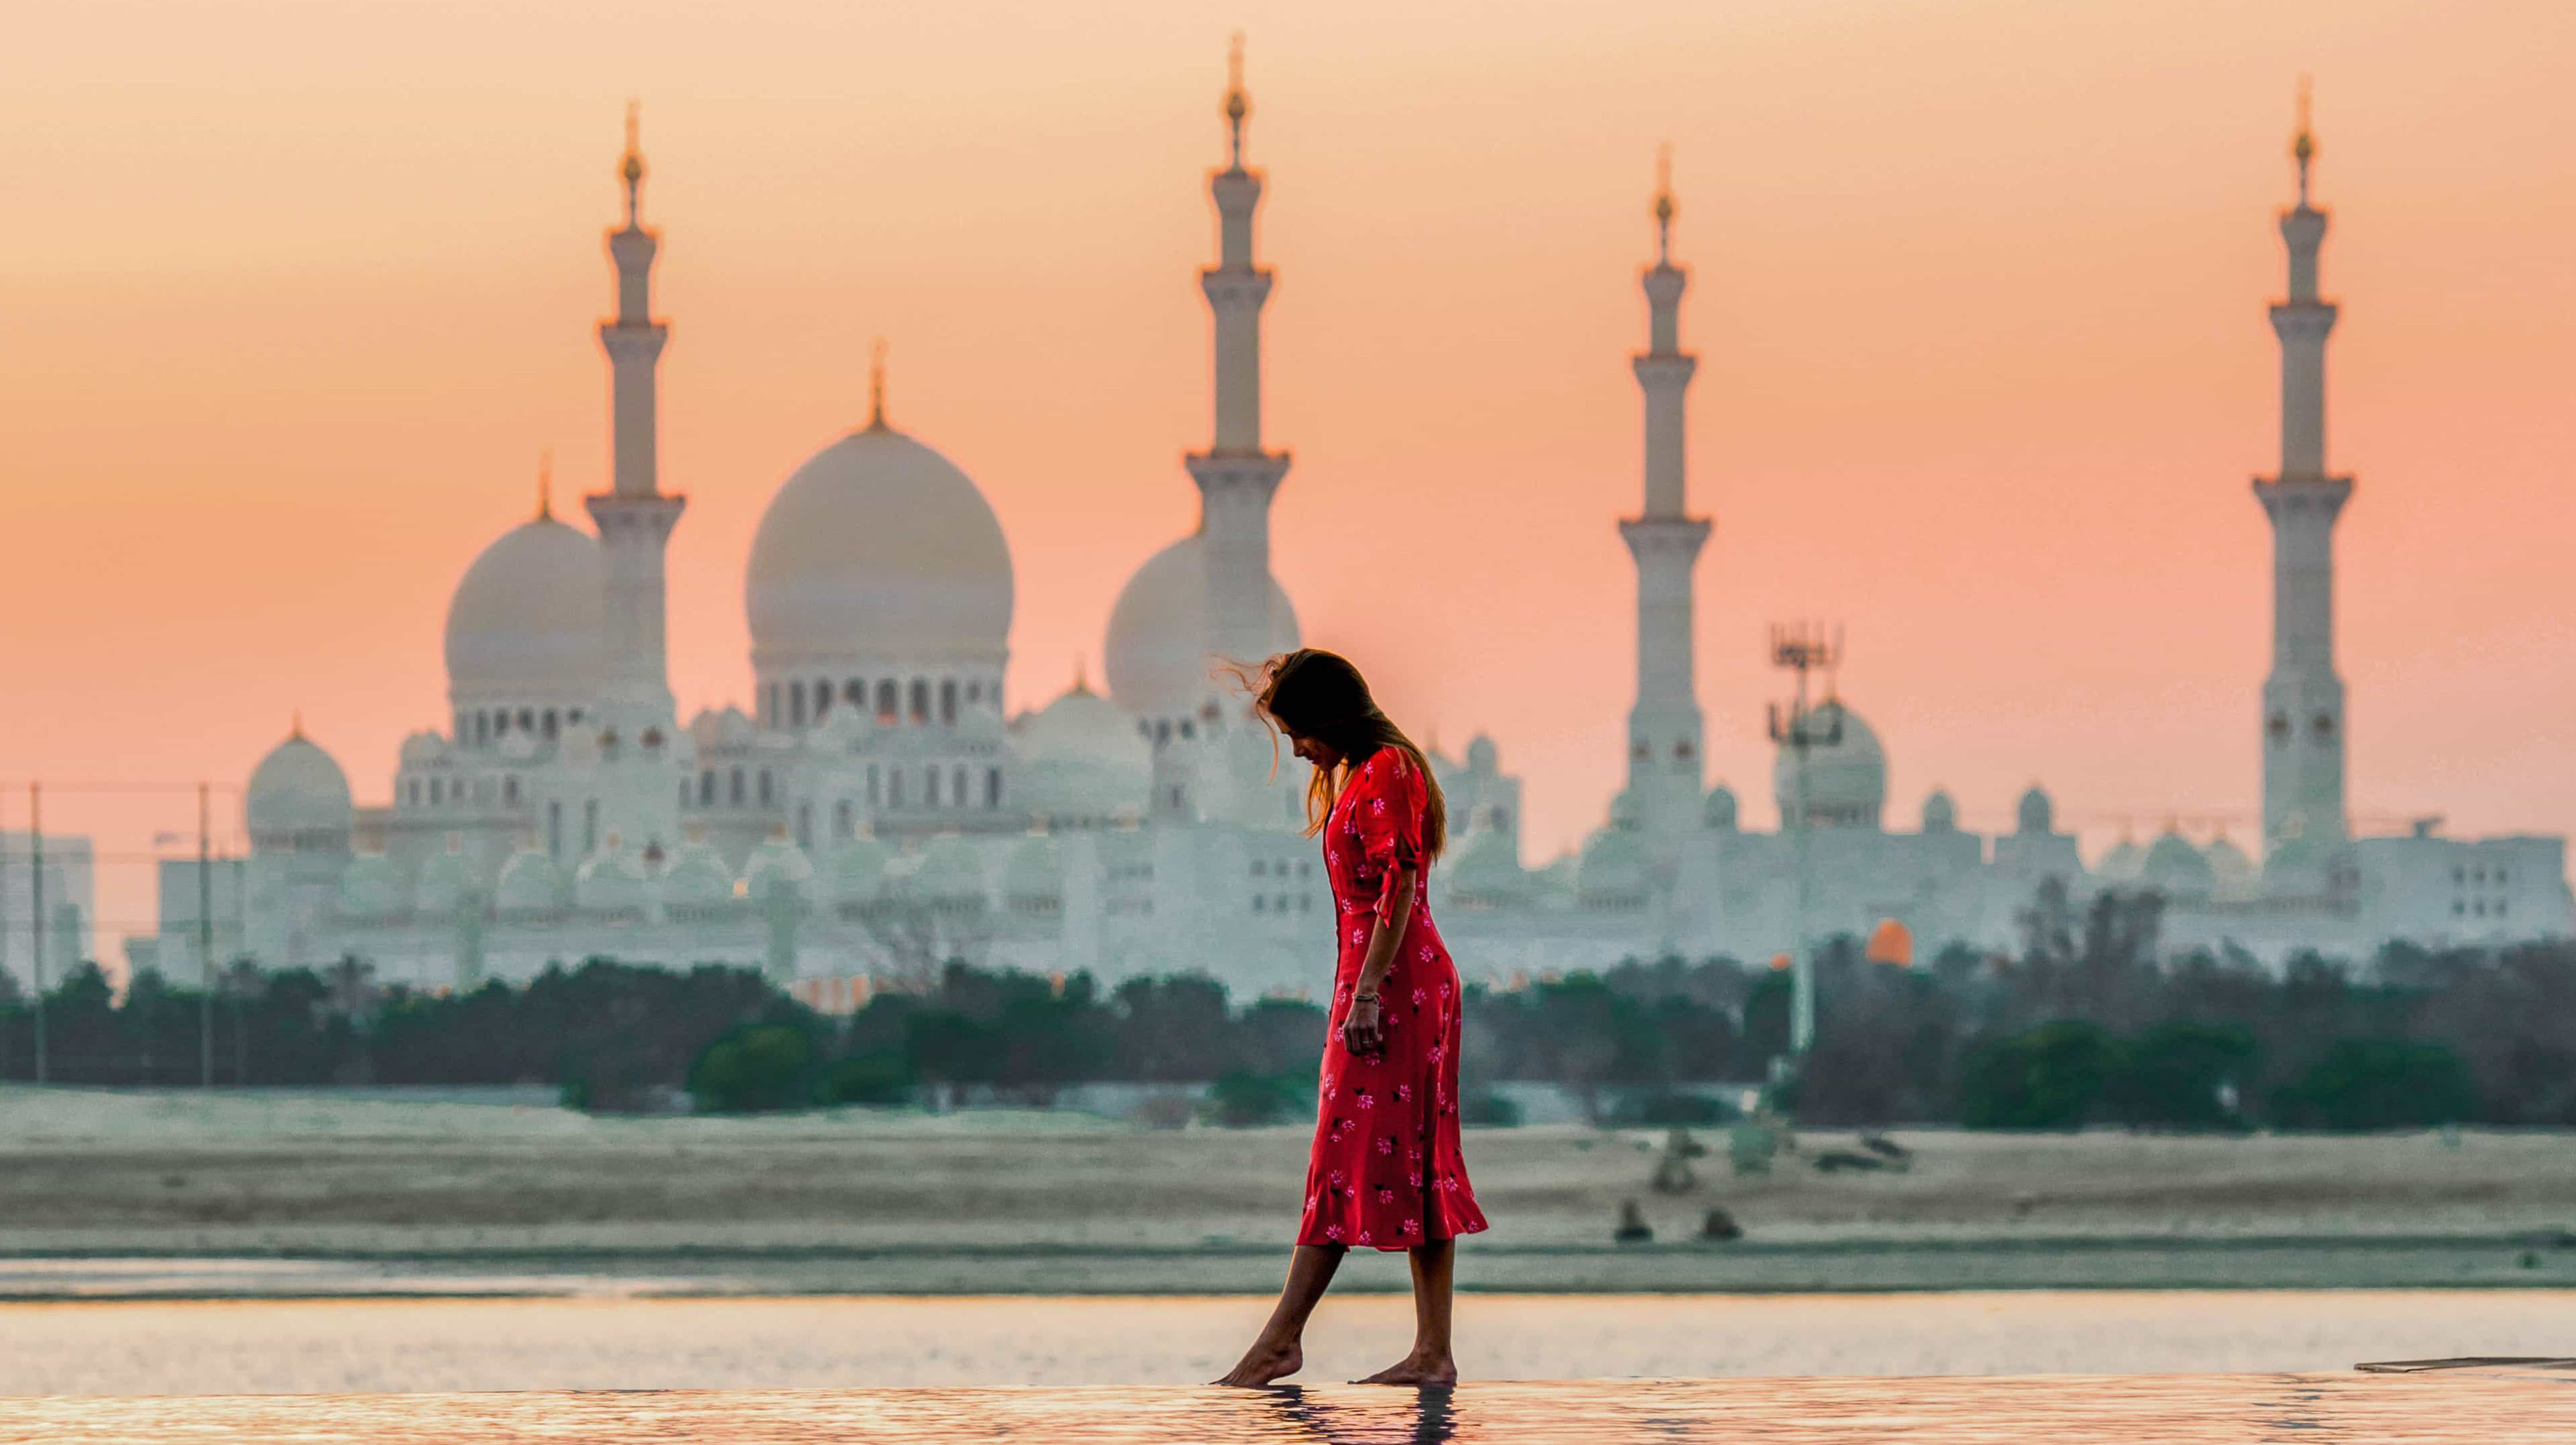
[1235,648,1447,864]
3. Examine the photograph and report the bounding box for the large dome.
[1771,698,1886,828]
[246,731,353,850]
[1103,533,1299,720]
[444,515,605,705]
[746,425,1014,667]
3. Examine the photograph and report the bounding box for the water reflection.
[1257,1384,1456,1443]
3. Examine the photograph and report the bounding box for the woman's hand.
[1341,994,1384,1058]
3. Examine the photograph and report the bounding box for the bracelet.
[1352,990,1379,1003]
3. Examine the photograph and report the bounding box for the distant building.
[1,830,96,995]
[145,84,2569,999]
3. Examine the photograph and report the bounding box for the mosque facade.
[139,82,2569,1002]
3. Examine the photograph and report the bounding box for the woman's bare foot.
[1214,1337,1305,1387]
[1354,1352,1457,1386]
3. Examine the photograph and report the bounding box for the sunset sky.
[4,0,2571,954]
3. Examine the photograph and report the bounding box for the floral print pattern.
[1295,748,1490,1252]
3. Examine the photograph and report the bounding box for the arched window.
[877,680,899,720]
[845,679,864,708]
[543,708,559,740]
[493,711,509,737]
[797,802,814,850]
[1155,719,1172,744]
[909,679,930,723]
[729,766,746,806]
[814,676,832,719]
[475,712,490,746]
[517,708,535,734]
[547,800,563,857]
[834,799,854,840]
[953,765,968,806]
[790,682,808,729]
[758,769,774,806]
[453,710,468,743]
[940,679,959,725]
[764,684,779,727]
[567,708,584,725]
[1179,719,1194,741]
[583,799,599,854]
[925,767,941,808]
[407,779,421,806]
[986,767,1001,809]
[967,680,983,704]
[504,775,520,806]
[889,770,905,808]
[700,769,716,805]
[868,764,882,807]
[430,777,444,805]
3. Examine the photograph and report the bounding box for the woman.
[1216,649,1489,1388]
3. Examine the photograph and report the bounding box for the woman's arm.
[1340,865,1414,1058]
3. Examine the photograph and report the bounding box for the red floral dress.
[1295,747,1489,1251]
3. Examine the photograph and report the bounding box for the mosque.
[136,74,2571,1003]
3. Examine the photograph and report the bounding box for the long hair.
[1236,648,1447,864]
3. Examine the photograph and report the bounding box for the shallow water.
[2,1290,2569,1396]
[0,1373,2568,1444]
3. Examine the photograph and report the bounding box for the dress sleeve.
[1354,749,1426,927]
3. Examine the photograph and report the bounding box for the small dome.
[1464,735,1499,775]
[413,844,470,916]
[1015,678,1147,771]
[337,853,403,919]
[1576,826,1649,904]
[2016,784,2055,835]
[1003,834,1062,901]
[1772,698,1885,829]
[1922,787,1958,833]
[1449,826,1526,899]
[574,840,650,913]
[913,836,987,902]
[2096,836,2147,882]
[494,846,567,915]
[2142,829,2215,898]
[246,731,354,848]
[1103,533,1299,720]
[1703,783,1740,832]
[745,426,1014,669]
[444,516,605,705]
[828,834,897,902]
[398,731,451,767]
[745,834,815,902]
[2205,834,2260,902]
[661,838,735,906]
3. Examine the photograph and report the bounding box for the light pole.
[1766,623,1841,1062]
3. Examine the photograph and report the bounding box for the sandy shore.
[4,1088,2571,1296]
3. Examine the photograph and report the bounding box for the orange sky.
[3,0,2571,957]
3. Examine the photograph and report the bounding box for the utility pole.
[27,782,44,1086]
[1766,623,1841,1063]
[198,782,215,1088]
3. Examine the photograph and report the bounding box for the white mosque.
[137,79,2571,1004]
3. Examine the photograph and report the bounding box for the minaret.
[1617,149,1712,842]
[2253,81,2352,856]
[1184,36,1291,674]
[587,105,686,734]
[584,104,686,854]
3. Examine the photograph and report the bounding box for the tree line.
[3,878,2570,1129]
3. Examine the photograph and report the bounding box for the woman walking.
[1217,649,1489,1387]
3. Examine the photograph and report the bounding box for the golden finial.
[1224,32,1249,165]
[290,710,305,739]
[2291,76,2315,204]
[619,100,645,223]
[1652,142,1675,263]
[535,448,554,520]
[866,337,889,431]
[1073,654,1091,694]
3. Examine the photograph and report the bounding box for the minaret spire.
[1619,147,1713,842]
[585,102,688,855]
[2252,80,2353,866]
[1175,37,1296,826]
[535,448,553,520]
[866,338,889,431]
